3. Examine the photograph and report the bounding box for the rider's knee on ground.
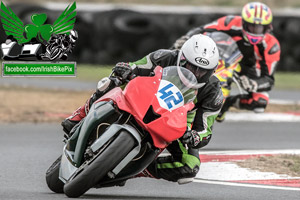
[146,155,200,182]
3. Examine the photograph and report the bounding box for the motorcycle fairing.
[60,103,142,182]
[98,66,194,148]
[70,101,118,166]
[90,124,142,176]
[60,146,78,183]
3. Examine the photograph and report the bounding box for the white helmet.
[177,34,219,88]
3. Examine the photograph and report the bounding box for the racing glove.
[181,129,201,148]
[239,75,258,93]
[113,62,133,83]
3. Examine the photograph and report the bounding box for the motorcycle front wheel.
[63,131,136,198]
[46,156,64,193]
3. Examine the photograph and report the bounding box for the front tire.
[46,156,64,193]
[63,131,136,198]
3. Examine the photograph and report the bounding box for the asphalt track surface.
[0,122,299,200]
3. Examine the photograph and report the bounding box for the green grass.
[1,62,299,90]
[76,64,113,81]
[282,154,300,175]
[274,72,300,90]
[75,64,300,90]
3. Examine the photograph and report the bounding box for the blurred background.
[1,0,300,71]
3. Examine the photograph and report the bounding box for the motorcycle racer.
[62,34,223,183]
[173,2,281,122]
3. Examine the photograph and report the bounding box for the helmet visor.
[243,21,270,35]
[177,65,205,89]
[179,53,208,81]
[185,63,208,80]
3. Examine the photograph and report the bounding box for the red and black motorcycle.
[46,66,198,198]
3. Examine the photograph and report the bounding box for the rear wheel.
[46,156,64,193]
[63,131,135,198]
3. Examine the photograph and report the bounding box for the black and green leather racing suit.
[129,49,223,182]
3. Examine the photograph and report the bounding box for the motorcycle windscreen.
[150,66,197,147]
[206,31,243,67]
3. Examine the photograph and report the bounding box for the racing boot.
[216,111,226,123]
[134,169,157,178]
[107,169,155,188]
[62,77,116,137]
[216,95,240,122]
[61,101,89,137]
[61,90,102,137]
[108,169,156,187]
[114,169,156,187]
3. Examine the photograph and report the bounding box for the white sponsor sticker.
[157,80,184,111]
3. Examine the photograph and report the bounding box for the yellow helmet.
[241,2,273,44]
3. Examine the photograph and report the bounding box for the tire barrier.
[0,4,299,71]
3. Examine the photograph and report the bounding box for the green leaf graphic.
[31,13,47,26]
[0,1,26,43]
[40,24,53,41]
[25,24,38,40]
[52,2,76,35]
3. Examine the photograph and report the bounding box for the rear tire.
[63,131,135,198]
[46,156,64,193]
